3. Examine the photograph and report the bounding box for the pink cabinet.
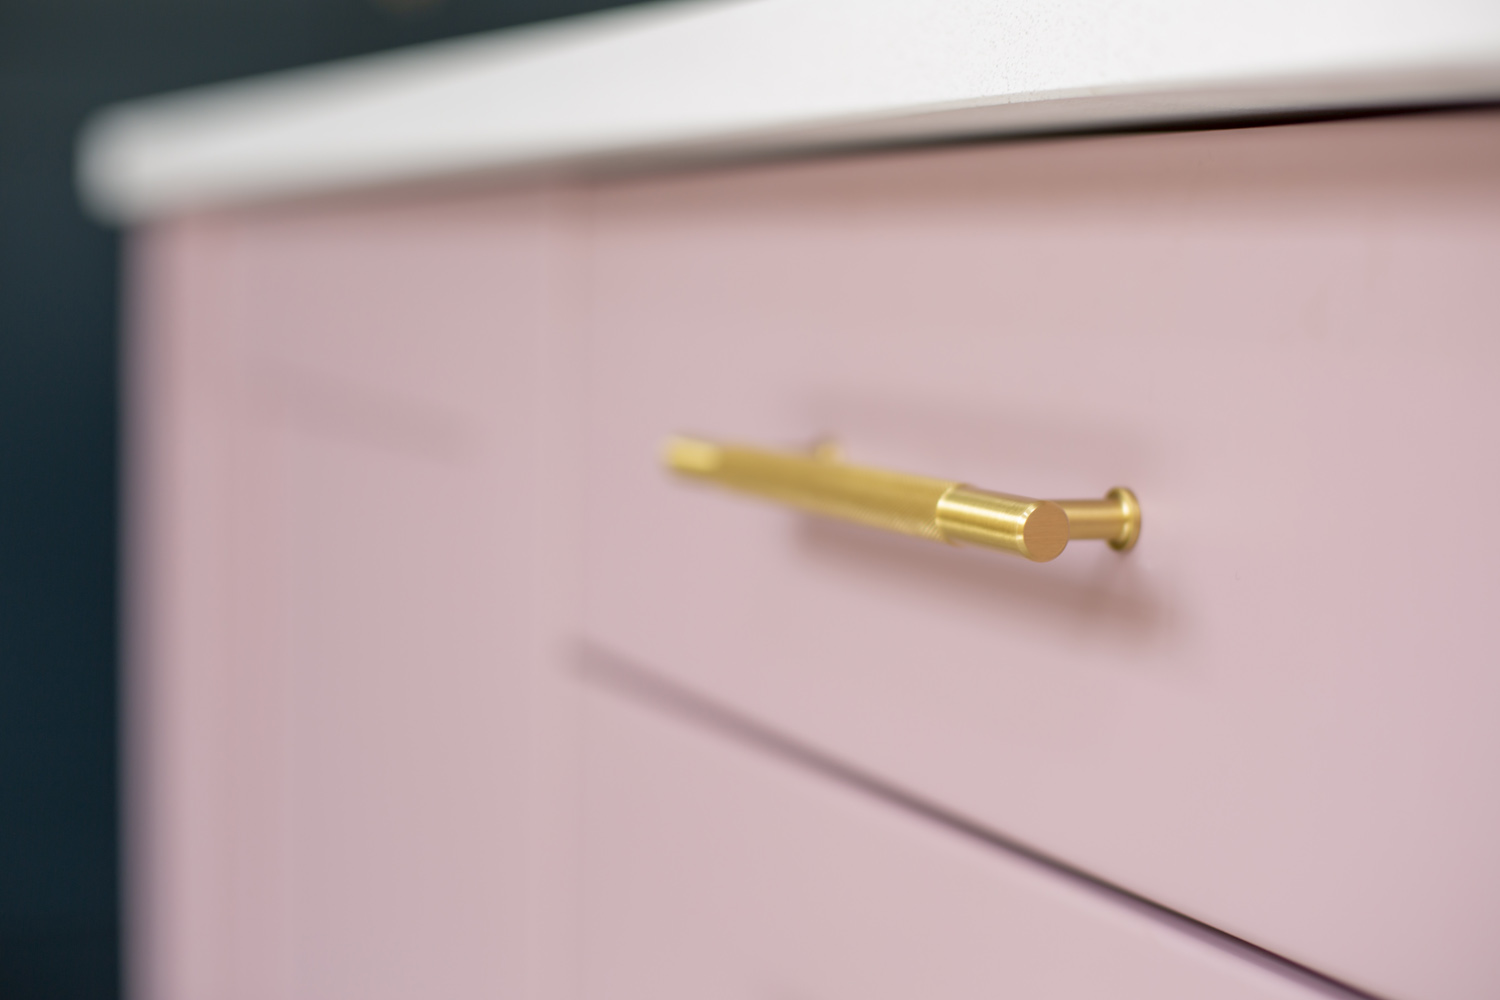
[127,109,1500,1000]
[579,109,1500,1000]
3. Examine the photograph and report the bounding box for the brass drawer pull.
[665,437,1139,563]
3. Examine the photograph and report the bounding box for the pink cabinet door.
[576,656,1342,1000]
[128,190,570,1000]
[578,109,1500,1000]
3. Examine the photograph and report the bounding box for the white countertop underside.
[78,0,1500,221]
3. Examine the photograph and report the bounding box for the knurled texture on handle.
[672,440,955,543]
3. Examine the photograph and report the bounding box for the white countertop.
[78,0,1500,222]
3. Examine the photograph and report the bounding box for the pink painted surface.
[578,675,1335,1000]
[128,189,571,999]
[579,110,1500,1000]
[128,218,239,1000]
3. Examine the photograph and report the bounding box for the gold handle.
[665,437,1139,563]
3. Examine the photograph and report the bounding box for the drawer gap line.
[576,642,1390,1000]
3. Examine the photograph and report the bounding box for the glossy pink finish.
[127,191,571,1000]
[578,676,1334,1000]
[580,110,1500,1000]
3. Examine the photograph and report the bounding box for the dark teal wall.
[0,3,642,995]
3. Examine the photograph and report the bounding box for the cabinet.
[579,110,1500,1000]
[109,15,1500,998]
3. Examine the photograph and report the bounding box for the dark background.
[0,1,641,995]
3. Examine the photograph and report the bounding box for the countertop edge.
[77,0,1500,222]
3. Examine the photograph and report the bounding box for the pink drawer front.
[578,660,1339,1000]
[578,110,1500,1000]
